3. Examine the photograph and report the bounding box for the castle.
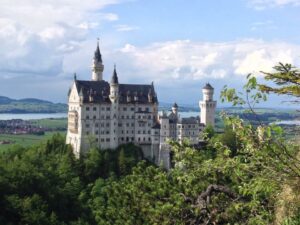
[66,41,217,168]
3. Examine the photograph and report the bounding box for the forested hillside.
[0,96,67,113]
[0,63,299,224]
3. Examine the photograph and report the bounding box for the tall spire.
[92,38,104,81]
[111,64,119,84]
[94,38,102,63]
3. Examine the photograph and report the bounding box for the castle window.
[86,124,90,128]
[145,107,149,112]
[106,107,110,111]
[118,123,122,127]
[131,107,135,111]
[86,115,89,119]
[138,137,140,142]
[101,138,104,142]
[93,115,96,119]
[106,115,110,119]
[106,131,110,134]
[143,130,146,134]
[131,137,134,141]
[127,115,129,119]
[132,115,135,119]
[123,107,127,111]
[132,123,134,127]
[121,137,124,141]
[93,107,97,111]
[106,123,109,127]
[148,115,151,119]
[106,138,110,142]
[96,138,98,142]
[149,137,151,141]
[95,123,99,127]
[95,131,98,135]
[138,107,142,111]
[138,130,141,134]
[148,130,151,134]
[126,123,129,127]
[121,115,124,119]
[86,107,90,111]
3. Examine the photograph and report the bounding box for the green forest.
[0,63,299,224]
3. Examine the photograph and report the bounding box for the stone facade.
[66,42,217,168]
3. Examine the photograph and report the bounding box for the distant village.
[0,119,46,135]
[0,119,61,145]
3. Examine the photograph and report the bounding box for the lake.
[274,120,300,126]
[0,112,299,126]
[0,112,199,120]
[0,113,67,120]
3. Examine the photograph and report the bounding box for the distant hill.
[0,96,67,113]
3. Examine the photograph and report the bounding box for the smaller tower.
[109,64,119,103]
[109,65,119,149]
[172,102,178,117]
[199,83,217,127]
[91,39,104,81]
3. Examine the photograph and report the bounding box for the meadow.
[0,118,67,152]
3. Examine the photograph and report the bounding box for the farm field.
[0,131,66,152]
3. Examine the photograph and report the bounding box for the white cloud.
[101,13,119,21]
[0,0,124,76]
[110,39,300,84]
[115,24,140,32]
[248,0,300,9]
[251,20,277,31]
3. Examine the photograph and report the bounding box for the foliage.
[0,134,144,224]
[259,63,300,98]
[0,67,299,224]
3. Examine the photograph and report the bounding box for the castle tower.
[109,65,119,149]
[172,102,178,117]
[91,40,104,81]
[199,83,217,127]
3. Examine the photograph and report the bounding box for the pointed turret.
[91,39,104,81]
[111,64,119,84]
[172,102,178,117]
[109,64,119,103]
[94,40,102,63]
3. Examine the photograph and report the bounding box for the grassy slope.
[0,131,66,152]
[0,118,67,152]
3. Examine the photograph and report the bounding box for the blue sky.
[0,0,299,107]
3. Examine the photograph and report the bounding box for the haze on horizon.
[0,0,299,108]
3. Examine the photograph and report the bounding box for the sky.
[0,0,300,107]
